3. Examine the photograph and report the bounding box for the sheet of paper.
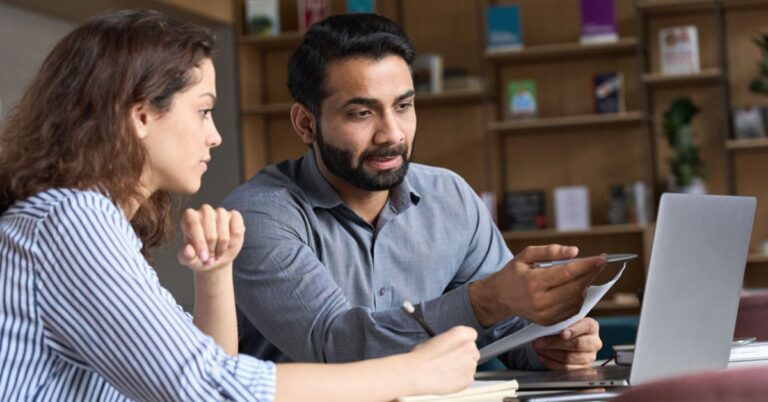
[478,265,626,364]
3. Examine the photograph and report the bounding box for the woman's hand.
[177,205,245,272]
[407,326,480,396]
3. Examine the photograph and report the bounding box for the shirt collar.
[297,148,421,211]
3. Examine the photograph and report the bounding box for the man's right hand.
[468,245,606,327]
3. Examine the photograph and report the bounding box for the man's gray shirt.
[223,150,542,369]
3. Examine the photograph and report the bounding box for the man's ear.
[130,102,151,139]
[290,102,317,145]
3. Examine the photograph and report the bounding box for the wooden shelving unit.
[489,111,644,133]
[642,68,722,86]
[726,138,768,151]
[483,37,638,62]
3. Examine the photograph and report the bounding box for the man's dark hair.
[287,13,415,115]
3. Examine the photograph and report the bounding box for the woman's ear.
[130,102,150,139]
[290,102,317,145]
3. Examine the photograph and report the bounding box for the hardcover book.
[244,0,280,36]
[507,80,537,118]
[486,4,523,52]
[298,0,330,32]
[580,0,618,44]
[504,190,546,231]
[659,26,701,75]
[593,72,624,114]
[347,0,375,13]
[412,54,444,93]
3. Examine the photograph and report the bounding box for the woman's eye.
[201,108,214,119]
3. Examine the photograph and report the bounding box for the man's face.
[313,55,416,191]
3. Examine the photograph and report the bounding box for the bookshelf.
[233,0,768,310]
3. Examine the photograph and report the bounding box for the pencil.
[402,301,436,337]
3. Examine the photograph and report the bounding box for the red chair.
[734,290,768,341]
[612,366,768,402]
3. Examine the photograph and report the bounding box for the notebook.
[397,379,518,401]
[480,194,756,390]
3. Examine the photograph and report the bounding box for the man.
[223,13,604,370]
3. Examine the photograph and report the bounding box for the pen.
[402,301,436,337]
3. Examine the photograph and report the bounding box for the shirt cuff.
[420,284,485,334]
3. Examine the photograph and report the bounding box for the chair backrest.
[613,366,768,402]
[734,290,768,341]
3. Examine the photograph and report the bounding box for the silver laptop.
[483,193,756,389]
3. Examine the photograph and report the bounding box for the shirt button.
[379,288,386,296]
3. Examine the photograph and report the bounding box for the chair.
[734,290,768,341]
[612,366,768,402]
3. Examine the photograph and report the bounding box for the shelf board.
[489,111,644,133]
[637,0,715,15]
[484,37,637,63]
[242,103,292,116]
[239,32,303,50]
[502,223,648,241]
[594,300,641,312]
[748,253,768,263]
[723,0,768,11]
[642,68,722,86]
[415,88,485,108]
[725,138,768,151]
[241,89,485,116]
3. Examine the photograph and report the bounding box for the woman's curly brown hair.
[0,10,215,257]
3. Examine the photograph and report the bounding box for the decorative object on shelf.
[346,0,374,13]
[507,79,537,118]
[608,182,651,225]
[411,54,443,93]
[659,26,700,75]
[733,106,767,139]
[504,190,546,231]
[298,0,330,32]
[663,97,707,193]
[244,0,280,36]
[579,0,618,45]
[554,185,591,231]
[761,239,768,255]
[443,68,485,91]
[593,71,624,114]
[486,4,523,52]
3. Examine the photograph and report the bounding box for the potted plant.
[662,97,707,193]
[749,34,768,97]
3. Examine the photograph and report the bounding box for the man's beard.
[315,125,410,191]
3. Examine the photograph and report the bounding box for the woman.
[0,10,479,401]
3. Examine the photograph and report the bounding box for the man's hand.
[469,245,606,327]
[532,318,602,370]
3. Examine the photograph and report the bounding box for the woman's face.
[140,58,220,195]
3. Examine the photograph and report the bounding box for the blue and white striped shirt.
[0,188,276,401]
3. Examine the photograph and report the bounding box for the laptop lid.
[491,193,756,390]
[630,193,755,385]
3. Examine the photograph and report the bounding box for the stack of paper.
[397,380,518,402]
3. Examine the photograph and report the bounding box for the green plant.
[749,34,768,97]
[662,97,706,187]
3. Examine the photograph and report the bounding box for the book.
[486,5,523,52]
[659,26,701,75]
[347,0,375,13]
[593,72,624,114]
[507,80,537,118]
[412,54,444,93]
[244,0,280,36]
[580,0,619,44]
[554,186,590,230]
[397,380,518,402]
[298,0,330,32]
[504,190,546,231]
[733,106,767,139]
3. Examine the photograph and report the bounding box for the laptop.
[481,193,756,390]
